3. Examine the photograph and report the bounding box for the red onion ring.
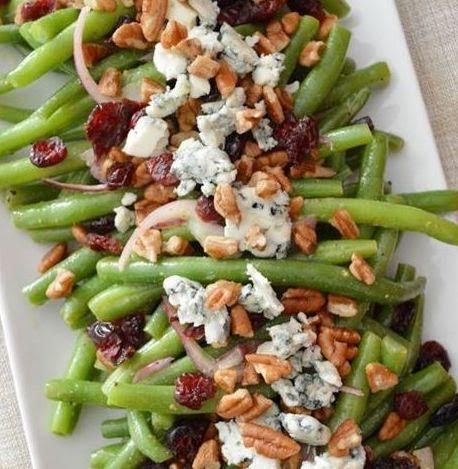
[133,357,174,383]
[43,178,111,192]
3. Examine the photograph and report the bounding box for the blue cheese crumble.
[280,413,331,446]
[171,138,236,196]
[153,44,188,81]
[166,0,198,30]
[188,0,220,26]
[252,118,278,151]
[301,446,366,469]
[123,116,169,158]
[188,24,223,57]
[252,53,286,87]
[147,74,190,119]
[113,206,135,233]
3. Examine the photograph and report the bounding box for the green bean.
[329,332,381,430]
[294,25,351,117]
[5,183,59,208]
[97,256,426,305]
[431,420,458,468]
[381,335,408,376]
[150,413,175,434]
[376,130,405,152]
[336,164,353,182]
[127,410,172,462]
[46,379,108,406]
[161,225,194,241]
[279,15,320,87]
[440,440,458,469]
[341,57,356,75]
[90,443,124,468]
[61,276,111,329]
[291,178,343,198]
[320,62,391,110]
[319,88,371,133]
[318,124,373,158]
[101,417,130,439]
[411,425,445,450]
[404,294,424,373]
[0,141,88,189]
[368,378,457,458]
[386,190,458,214]
[0,24,23,43]
[144,305,169,340]
[60,125,86,142]
[28,226,74,243]
[58,169,95,198]
[24,247,104,305]
[320,0,351,17]
[234,23,263,36]
[360,318,411,350]
[51,333,96,435]
[301,197,458,245]
[122,62,165,88]
[106,439,146,469]
[88,285,163,322]
[0,103,32,122]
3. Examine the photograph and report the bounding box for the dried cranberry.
[166,418,209,462]
[106,161,135,188]
[30,137,67,168]
[20,0,54,22]
[353,116,375,131]
[138,462,168,469]
[274,114,319,166]
[184,325,205,340]
[86,100,144,158]
[146,153,179,186]
[174,372,216,409]
[87,313,145,366]
[224,132,250,162]
[287,0,325,21]
[86,233,123,254]
[415,340,451,372]
[83,214,116,234]
[200,79,221,103]
[390,300,415,336]
[218,0,286,26]
[195,196,224,224]
[369,455,419,469]
[393,391,428,420]
[431,395,458,426]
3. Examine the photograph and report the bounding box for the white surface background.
[0,0,457,467]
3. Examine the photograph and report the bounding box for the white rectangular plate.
[0,0,457,467]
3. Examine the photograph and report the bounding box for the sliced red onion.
[74,7,115,104]
[340,385,364,397]
[133,357,174,383]
[215,347,245,370]
[43,178,111,192]
[118,199,224,270]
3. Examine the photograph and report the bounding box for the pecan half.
[204,236,239,259]
[366,363,399,393]
[140,0,168,42]
[38,242,68,273]
[328,419,362,457]
[230,305,254,338]
[378,412,406,441]
[216,389,253,419]
[205,280,242,310]
[245,354,292,384]
[46,268,75,299]
[292,220,317,255]
[192,439,221,469]
[327,294,359,318]
[215,60,237,97]
[349,253,376,285]
[263,86,285,124]
[112,22,150,50]
[330,209,360,239]
[281,288,326,314]
[239,394,274,422]
[213,368,238,393]
[188,55,220,79]
[214,183,241,223]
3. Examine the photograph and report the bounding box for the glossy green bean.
[386,191,458,214]
[381,335,408,376]
[411,425,444,450]
[0,103,33,122]
[341,57,356,75]
[441,441,458,469]
[320,0,351,17]
[404,294,424,374]
[101,417,130,439]
[376,130,405,152]
[28,226,74,243]
[431,420,458,468]
[46,379,108,407]
[150,413,175,434]
[106,439,146,469]
[318,124,373,158]
[291,178,343,198]
[234,23,263,36]
[90,444,124,468]
[5,183,59,208]
[0,24,22,43]
[144,305,169,340]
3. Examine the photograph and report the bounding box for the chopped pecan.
[264,166,292,193]
[289,196,304,221]
[240,422,301,460]
[163,236,193,256]
[245,225,267,251]
[242,362,260,386]
[133,161,154,187]
[141,78,165,103]
[82,43,110,67]
[366,363,399,393]
[349,253,376,285]
[275,87,294,113]
[214,183,241,223]
[188,55,220,79]
[327,294,359,318]
[251,171,281,199]
[281,288,326,314]
[281,12,300,35]
[318,13,338,40]
[328,419,362,457]
[283,452,302,469]
[213,368,238,393]
[330,209,360,239]
[160,20,187,49]
[140,0,167,42]
[254,32,277,55]
[204,236,239,259]
[230,305,254,338]
[175,38,204,59]
[98,67,122,98]
[171,130,200,148]
[318,326,357,370]
[321,326,361,345]
[235,108,265,134]
[134,199,159,224]
[215,60,237,97]
[245,83,263,107]
[133,228,162,263]
[292,220,317,255]
[177,98,201,132]
[299,41,326,67]
[45,268,75,299]
[144,183,176,205]
[378,412,406,441]
[235,155,255,184]
[245,354,292,384]
[205,280,242,310]
[312,406,333,423]
[216,389,253,419]
[253,150,289,171]
[338,361,352,377]
[108,146,130,163]
[263,85,285,124]
[38,242,68,273]
[266,20,290,51]
[290,160,336,179]
[112,22,150,50]
[244,140,263,158]
[239,394,274,422]
[192,439,221,469]
[71,224,89,245]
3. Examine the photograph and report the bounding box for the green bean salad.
[1,0,458,467]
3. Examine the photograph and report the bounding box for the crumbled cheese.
[314,360,342,388]
[253,403,281,431]
[188,24,223,57]
[271,378,301,407]
[166,0,198,30]
[245,34,260,48]
[294,372,338,410]
[113,206,135,233]
[121,192,137,206]
[147,74,190,118]
[239,264,284,319]
[220,23,259,75]
[204,308,230,346]
[285,80,300,95]
[201,100,225,115]
[252,53,285,87]
[153,43,188,81]
[189,74,211,99]
[226,87,247,108]
[280,413,331,446]
[171,138,236,196]
[301,446,366,469]
[267,318,316,359]
[123,116,169,158]
[301,345,323,368]
[249,454,281,469]
[252,118,278,151]
[188,0,220,26]
[224,186,292,258]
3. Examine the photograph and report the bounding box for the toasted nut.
[188,55,221,79]
[112,22,150,50]
[309,311,335,330]
[345,345,359,361]
[283,452,302,469]
[140,0,168,42]
[275,87,294,113]
[318,13,338,40]
[235,108,265,134]
[290,160,336,179]
[264,166,292,193]
[46,268,75,299]
[241,362,260,386]
[171,130,200,148]
[82,43,110,67]
[235,155,255,184]
[215,60,237,97]
[254,32,277,55]
[240,422,301,460]
[327,294,359,318]
[280,401,311,415]
[192,439,221,469]
[245,225,267,251]
[177,98,201,132]
[144,183,176,204]
[366,363,399,393]
[134,199,159,224]
[214,183,241,223]
[214,368,238,393]
[108,147,130,163]
[299,41,326,67]
[289,196,304,221]
[266,20,290,51]
[141,78,165,103]
[281,288,326,314]
[163,236,193,256]
[205,280,242,310]
[216,389,254,419]
[254,150,289,171]
[38,243,68,273]
[133,161,154,187]
[86,0,116,11]
[318,329,350,369]
[98,67,122,98]
[330,209,360,239]
[328,419,362,457]
[133,228,162,263]
[349,253,376,285]
[175,37,204,59]
[244,140,263,158]
[204,236,239,259]
[230,305,254,338]
[254,175,281,199]
[312,406,333,423]
[160,20,187,49]
[239,394,274,422]
[321,326,361,344]
[292,220,317,255]
[281,12,300,35]
[245,83,263,107]
[245,354,292,384]
[378,412,406,441]
[71,224,88,245]
[263,86,285,124]
[338,361,352,377]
